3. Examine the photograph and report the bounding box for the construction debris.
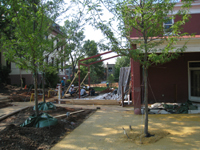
[77,89,121,100]
[146,100,199,114]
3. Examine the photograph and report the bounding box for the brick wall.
[147,52,200,103]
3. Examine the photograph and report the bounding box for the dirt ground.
[0,106,96,150]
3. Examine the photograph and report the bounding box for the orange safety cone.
[24,85,27,89]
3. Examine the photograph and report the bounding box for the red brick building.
[130,0,200,107]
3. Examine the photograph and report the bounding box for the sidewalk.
[51,107,200,150]
[0,102,34,121]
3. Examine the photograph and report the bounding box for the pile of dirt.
[0,106,96,150]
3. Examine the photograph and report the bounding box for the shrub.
[45,72,60,88]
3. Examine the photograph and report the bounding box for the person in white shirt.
[80,86,87,96]
[69,84,75,96]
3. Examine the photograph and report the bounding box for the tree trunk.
[42,72,45,103]
[70,54,75,80]
[34,72,39,116]
[72,65,75,79]
[144,37,149,136]
[144,67,148,135]
[20,69,22,90]
[33,0,38,116]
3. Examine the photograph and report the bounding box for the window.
[189,62,200,68]
[108,67,112,72]
[56,59,59,71]
[45,35,48,40]
[163,17,174,35]
[56,39,59,51]
[61,62,63,71]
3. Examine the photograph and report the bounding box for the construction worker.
[80,86,87,97]
[106,81,109,88]
[69,84,75,96]
[89,87,96,96]
[61,77,66,97]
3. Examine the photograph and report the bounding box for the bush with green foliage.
[93,87,108,92]
[66,79,71,86]
[45,72,60,88]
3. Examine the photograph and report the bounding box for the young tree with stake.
[1,0,67,116]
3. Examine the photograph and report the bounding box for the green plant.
[107,74,115,88]
[45,72,60,88]
[66,79,71,86]
[93,87,108,92]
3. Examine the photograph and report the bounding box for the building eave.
[130,35,200,40]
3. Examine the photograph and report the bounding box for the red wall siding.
[147,52,200,103]
[130,14,200,38]
[175,14,200,35]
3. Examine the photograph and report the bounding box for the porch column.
[131,44,141,114]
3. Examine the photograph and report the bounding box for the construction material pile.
[145,100,199,114]
[94,92,120,100]
[78,89,121,100]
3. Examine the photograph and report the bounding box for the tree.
[114,56,130,82]
[0,0,15,39]
[81,40,105,83]
[45,71,60,88]
[79,0,192,135]
[61,19,85,79]
[107,74,115,88]
[1,0,66,116]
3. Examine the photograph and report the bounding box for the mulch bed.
[0,106,96,150]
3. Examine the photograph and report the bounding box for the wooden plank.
[54,110,85,118]
[59,99,119,105]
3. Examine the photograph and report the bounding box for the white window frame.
[163,17,174,36]
[188,61,200,102]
